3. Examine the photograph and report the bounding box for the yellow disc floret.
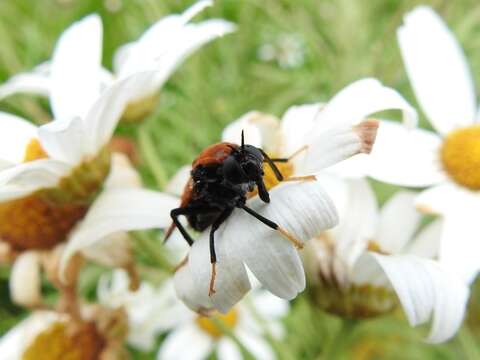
[24,138,48,162]
[22,321,104,360]
[441,125,480,190]
[195,309,238,338]
[0,142,110,250]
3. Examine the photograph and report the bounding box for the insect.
[165,131,314,296]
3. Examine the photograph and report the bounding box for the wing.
[192,142,238,167]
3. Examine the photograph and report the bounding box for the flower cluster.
[0,2,477,359]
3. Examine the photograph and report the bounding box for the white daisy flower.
[0,71,178,308]
[303,183,469,343]
[98,269,288,360]
[0,0,235,121]
[0,307,130,359]
[171,78,416,313]
[367,6,480,283]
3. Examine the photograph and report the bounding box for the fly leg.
[208,208,233,296]
[238,204,303,249]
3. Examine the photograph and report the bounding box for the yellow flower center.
[440,125,480,190]
[24,138,48,162]
[0,141,110,250]
[248,153,294,198]
[195,309,238,338]
[22,321,104,360]
[121,93,160,123]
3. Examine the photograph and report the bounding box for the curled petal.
[354,253,469,343]
[180,181,338,312]
[303,120,378,173]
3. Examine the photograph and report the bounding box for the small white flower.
[304,182,469,343]
[172,78,416,313]
[257,33,305,69]
[366,6,480,283]
[0,71,178,307]
[0,1,235,121]
[98,269,288,360]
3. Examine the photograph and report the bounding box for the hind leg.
[208,208,233,296]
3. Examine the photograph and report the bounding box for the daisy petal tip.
[354,119,379,154]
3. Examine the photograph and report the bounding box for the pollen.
[195,309,238,338]
[440,125,480,190]
[24,138,48,162]
[22,321,105,360]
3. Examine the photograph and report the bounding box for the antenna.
[241,130,245,150]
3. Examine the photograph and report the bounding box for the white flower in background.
[0,71,178,308]
[257,33,305,69]
[97,269,191,352]
[98,269,288,360]
[171,78,416,313]
[303,184,469,343]
[0,0,235,121]
[0,307,130,359]
[366,6,480,283]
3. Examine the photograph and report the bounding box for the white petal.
[415,183,475,215]
[0,71,50,100]
[310,78,417,131]
[397,6,476,134]
[221,111,281,153]
[357,253,469,343]
[235,329,276,360]
[165,165,191,196]
[187,222,252,313]
[104,153,142,189]
[329,178,378,268]
[406,219,443,259]
[303,120,378,173]
[0,311,62,359]
[59,188,179,279]
[180,181,337,312]
[368,120,446,187]
[10,251,42,307]
[50,14,103,121]
[249,290,289,319]
[217,339,243,360]
[125,19,235,101]
[0,112,37,163]
[0,159,70,202]
[439,211,480,284]
[174,260,214,313]
[38,116,86,165]
[83,70,159,156]
[376,191,421,253]
[157,324,213,360]
[280,103,323,157]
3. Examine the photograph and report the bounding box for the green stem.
[320,318,357,360]
[138,126,168,189]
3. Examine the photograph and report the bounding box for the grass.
[1,0,480,358]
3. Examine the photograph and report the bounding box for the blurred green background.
[1,0,480,358]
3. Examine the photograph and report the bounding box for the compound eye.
[223,156,246,183]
